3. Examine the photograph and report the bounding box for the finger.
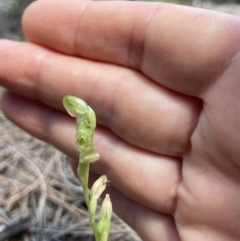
[23,0,240,96]
[1,92,181,214]
[0,40,201,156]
[90,172,180,241]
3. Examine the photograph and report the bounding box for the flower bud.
[100,194,112,221]
[90,175,108,200]
[80,145,99,164]
[86,107,96,129]
[76,131,93,151]
[97,194,112,240]
[63,95,88,118]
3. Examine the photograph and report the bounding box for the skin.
[0,0,240,240]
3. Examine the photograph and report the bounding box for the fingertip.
[22,0,89,53]
[21,0,41,40]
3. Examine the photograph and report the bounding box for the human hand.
[1,1,240,240]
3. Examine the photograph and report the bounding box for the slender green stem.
[78,162,90,206]
[90,207,100,241]
[83,182,90,207]
[79,162,99,241]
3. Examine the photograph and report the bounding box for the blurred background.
[0,0,240,241]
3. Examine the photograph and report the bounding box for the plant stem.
[63,96,112,241]
[78,161,99,240]
[90,213,100,241]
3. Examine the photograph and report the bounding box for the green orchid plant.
[63,95,112,241]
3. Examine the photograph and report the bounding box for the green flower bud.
[100,194,112,221]
[63,95,88,118]
[75,130,93,151]
[86,106,96,129]
[80,145,100,164]
[90,175,108,200]
[98,194,112,241]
